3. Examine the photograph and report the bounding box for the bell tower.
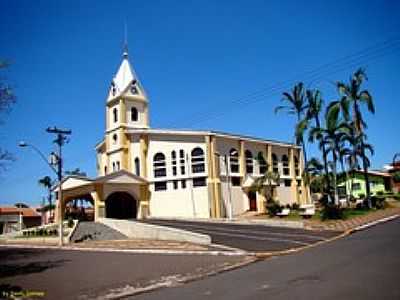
[102,46,149,174]
[106,47,149,131]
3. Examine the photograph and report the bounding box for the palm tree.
[304,157,325,193]
[251,165,280,206]
[336,68,375,206]
[310,106,350,204]
[275,82,308,165]
[303,89,331,188]
[38,175,54,220]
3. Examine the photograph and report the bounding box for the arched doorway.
[105,192,137,219]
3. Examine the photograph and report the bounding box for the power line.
[161,36,400,128]
[194,43,400,125]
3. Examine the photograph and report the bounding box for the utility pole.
[46,126,71,247]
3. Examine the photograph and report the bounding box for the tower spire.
[123,21,128,58]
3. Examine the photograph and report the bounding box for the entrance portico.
[55,170,149,222]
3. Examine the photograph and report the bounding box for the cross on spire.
[123,21,128,58]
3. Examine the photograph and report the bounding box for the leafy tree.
[275,82,308,165]
[0,61,16,171]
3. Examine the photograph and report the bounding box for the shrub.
[321,204,344,220]
[374,196,386,209]
[266,200,282,217]
[291,203,300,210]
[358,193,365,199]
[376,191,384,196]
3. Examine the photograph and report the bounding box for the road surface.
[134,218,400,300]
[142,219,340,251]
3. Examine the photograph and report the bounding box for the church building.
[57,48,309,221]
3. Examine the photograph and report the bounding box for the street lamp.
[214,151,234,220]
[19,141,63,245]
[19,127,71,247]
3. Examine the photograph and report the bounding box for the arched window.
[112,134,118,144]
[130,81,138,94]
[191,147,205,173]
[294,156,300,177]
[257,152,267,174]
[171,151,177,176]
[112,162,116,172]
[134,157,140,176]
[153,153,166,177]
[131,107,138,122]
[116,161,120,171]
[104,166,107,175]
[272,154,279,174]
[282,155,290,176]
[113,107,118,123]
[245,150,253,174]
[179,150,185,175]
[111,82,116,96]
[229,148,239,173]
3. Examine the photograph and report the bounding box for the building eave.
[125,128,299,148]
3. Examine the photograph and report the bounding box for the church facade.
[58,49,309,221]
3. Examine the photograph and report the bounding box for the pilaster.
[239,140,245,177]
[267,144,272,172]
[139,134,149,178]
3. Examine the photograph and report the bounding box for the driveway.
[141,219,341,252]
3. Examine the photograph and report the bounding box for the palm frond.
[359,90,375,113]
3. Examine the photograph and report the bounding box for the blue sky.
[0,0,399,206]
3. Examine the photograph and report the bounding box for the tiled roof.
[0,207,41,218]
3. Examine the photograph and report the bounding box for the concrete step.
[70,221,127,243]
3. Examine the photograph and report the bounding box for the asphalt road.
[0,248,247,300]
[142,219,340,251]
[134,218,400,300]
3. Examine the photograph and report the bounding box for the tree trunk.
[48,188,53,221]
[332,153,339,205]
[361,140,372,208]
[340,157,350,206]
[315,115,330,193]
[353,100,371,207]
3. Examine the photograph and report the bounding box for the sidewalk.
[304,207,400,231]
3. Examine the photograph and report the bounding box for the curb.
[349,214,399,233]
[254,229,351,259]
[148,217,304,229]
[255,213,400,259]
[0,243,248,257]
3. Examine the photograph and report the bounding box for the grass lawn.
[275,207,378,221]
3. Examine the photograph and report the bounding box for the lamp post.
[19,126,71,247]
[18,141,62,244]
[214,152,233,220]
